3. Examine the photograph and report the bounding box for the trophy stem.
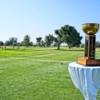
[85,34,95,59]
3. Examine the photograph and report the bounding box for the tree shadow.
[56,48,84,51]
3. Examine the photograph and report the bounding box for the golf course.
[0,47,100,100]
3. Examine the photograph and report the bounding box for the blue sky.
[0,0,100,43]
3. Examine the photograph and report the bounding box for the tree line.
[0,24,100,50]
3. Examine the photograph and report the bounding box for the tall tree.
[36,37,42,46]
[4,37,17,49]
[45,34,54,47]
[55,25,82,49]
[9,37,17,48]
[22,35,30,47]
[40,40,45,47]
[61,25,82,48]
[0,41,4,46]
[54,29,63,50]
[0,41,4,49]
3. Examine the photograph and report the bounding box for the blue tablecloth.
[68,62,100,100]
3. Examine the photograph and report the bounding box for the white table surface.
[68,62,100,100]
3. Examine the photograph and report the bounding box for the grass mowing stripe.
[0,60,69,100]
[0,48,91,100]
[0,57,70,63]
[33,52,63,57]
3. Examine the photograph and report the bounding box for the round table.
[68,62,100,100]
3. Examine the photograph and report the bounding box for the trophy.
[77,23,100,66]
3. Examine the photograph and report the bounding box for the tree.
[96,41,100,48]
[45,34,54,47]
[4,37,17,49]
[40,40,45,47]
[9,37,17,48]
[55,25,82,49]
[22,35,30,47]
[0,41,4,49]
[17,42,21,49]
[61,25,82,48]
[54,29,64,50]
[36,37,42,46]
[0,41,4,46]
[29,42,33,46]
[5,40,10,46]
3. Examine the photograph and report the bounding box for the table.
[68,62,100,100]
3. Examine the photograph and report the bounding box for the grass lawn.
[0,47,100,100]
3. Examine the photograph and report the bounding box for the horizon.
[0,0,100,43]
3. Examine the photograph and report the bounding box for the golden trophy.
[77,23,100,66]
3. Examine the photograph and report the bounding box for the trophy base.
[77,58,100,66]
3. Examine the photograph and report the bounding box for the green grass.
[0,47,100,100]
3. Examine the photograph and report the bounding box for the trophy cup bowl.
[82,23,99,35]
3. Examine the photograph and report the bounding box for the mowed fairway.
[0,48,100,100]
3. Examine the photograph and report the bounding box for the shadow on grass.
[53,48,84,51]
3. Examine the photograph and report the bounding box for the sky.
[0,0,100,43]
